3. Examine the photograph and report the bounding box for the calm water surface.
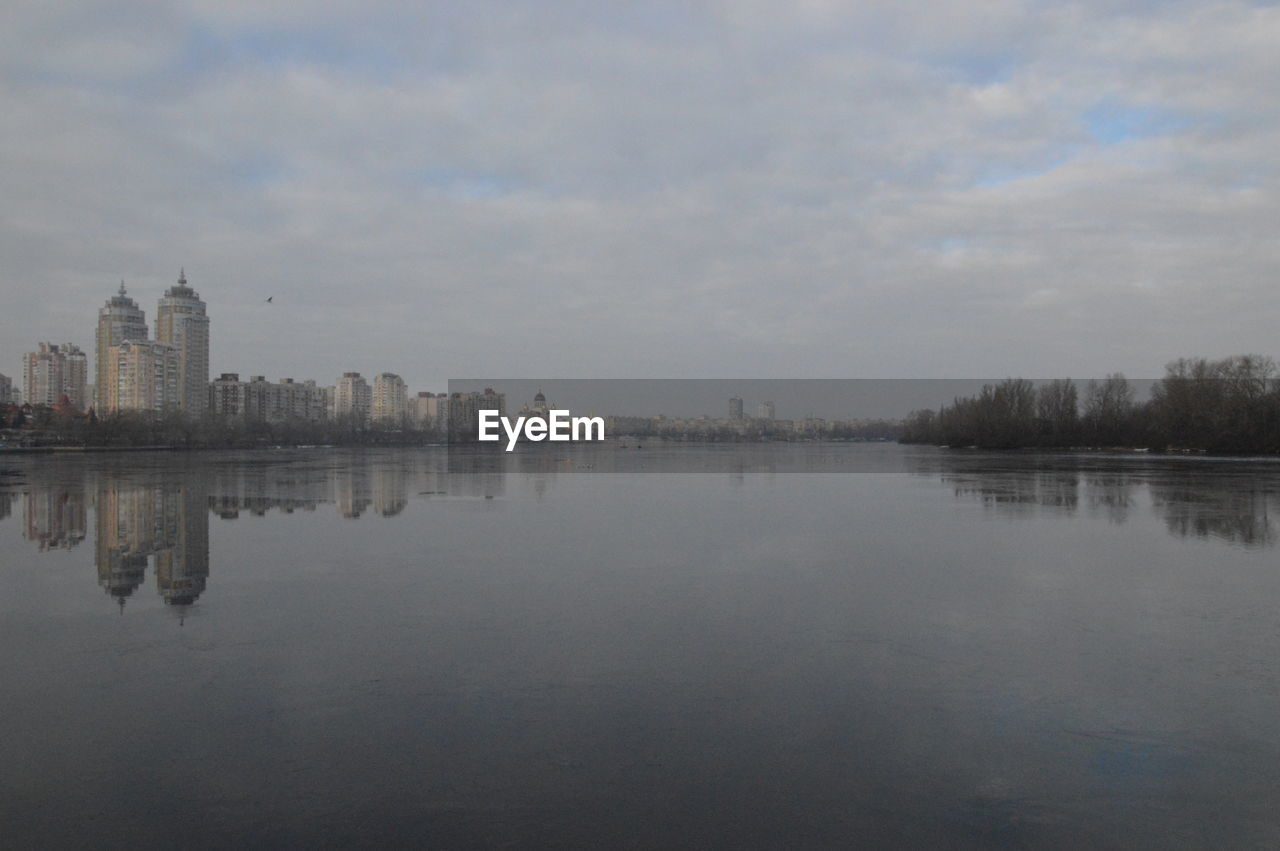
[2,444,1279,848]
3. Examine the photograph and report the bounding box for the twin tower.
[95,270,209,416]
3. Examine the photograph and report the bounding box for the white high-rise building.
[155,269,210,417]
[372,373,407,424]
[103,339,180,413]
[95,282,148,413]
[23,343,88,410]
[335,372,372,424]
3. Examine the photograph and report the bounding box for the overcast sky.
[3,1,1277,392]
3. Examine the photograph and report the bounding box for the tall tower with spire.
[95,281,149,412]
[155,268,210,417]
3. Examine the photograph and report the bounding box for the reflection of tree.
[1083,472,1137,525]
[918,451,1280,547]
[1151,478,1278,548]
[941,470,1080,517]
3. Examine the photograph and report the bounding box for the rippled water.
[2,444,1279,847]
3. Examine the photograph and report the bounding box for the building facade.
[102,339,180,413]
[95,283,149,413]
[209,374,331,423]
[0,372,14,406]
[372,373,408,424]
[22,343,88,410]
[334,372,372,424]
[155,270,210,417]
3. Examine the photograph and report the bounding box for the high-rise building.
[102,339,180,413]
[0,372,14,406]
[447,387,505,441]
[335,372,372,424]
[210,374,331,423]
[22,343,88,410]
[410,391,447,427]
[728,396,744,420]
[372,373,407,424]
[155,269,210,417]
[757,400,775,420]
[95,282,148,413]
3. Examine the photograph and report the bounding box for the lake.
[2,444,1279,848]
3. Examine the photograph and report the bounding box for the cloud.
[2,0,1278,388]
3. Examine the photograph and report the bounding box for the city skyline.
[3,3,1278,389]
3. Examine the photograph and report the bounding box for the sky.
[2,0,1278,393]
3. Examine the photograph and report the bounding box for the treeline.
[1,410,446,449]
[900,355,1280,454]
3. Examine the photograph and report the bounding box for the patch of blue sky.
[974,153,1073,188]
[176,23,403,82]
[412,167,520,200]
[1083,99,1194,144]
[228,154,291,186]
[925,49,1021,86]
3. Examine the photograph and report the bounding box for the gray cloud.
[2,1,1277,391]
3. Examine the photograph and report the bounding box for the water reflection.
[917,452,1280,548]
[8,451,513,612]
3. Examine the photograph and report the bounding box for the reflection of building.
[94,480,209,610]
[23,342,88,410]
[95,282,149,412]
[373,467,407,516]
[23,487,87,550]
[155,269,210,417]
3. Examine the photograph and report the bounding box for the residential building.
[757,400,775,420]
[728,396,744,420]
[95,282,149,412]
[372,373,408,424]
[22,342,88,410]
[102,339,180,413]
[334,372,372,424]
[0,372,13,405]
[410,392,448,428]
[447,387,505,441]
[155,269,210,417]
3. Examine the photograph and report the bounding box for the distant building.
[209,374,330,422]
[103,339,180,413]
[448,387,505,441]
[757,400,775,420]
[0,372,13,406]
[95,282,149,413]
[155,269,210,417]
[335,372,372,424]
[23,342,88,410]
[410,392,447,428]
[728,396,744,421]
[372,373,408,424]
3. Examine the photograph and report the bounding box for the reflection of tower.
[23,487,87,550]
[335,463,372,518]
[0,490,12,522]
[373,466,407,517]
[155,483,210,606]
[94,476,211,610]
